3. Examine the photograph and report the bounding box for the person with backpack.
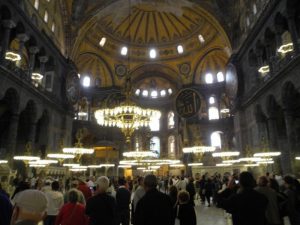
[283,176,300,225]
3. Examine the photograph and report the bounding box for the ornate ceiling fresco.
[68,0,231,90]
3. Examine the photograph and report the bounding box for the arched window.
[208,107,219,120]
[209,96,215,105]
[34,0,39,10]
[150,113,160,131]
[217,72,224,82]
[168,111,175,129]
[211,131,222,148]
[82,76,91,87]
[51,22,55,32]
[205,73,213,84]
[253,4,257,15]
[150,136,160,156]
[95,77,101,87]
[44,10,48,23]
[135,137,139,151]
[168,136,175,154]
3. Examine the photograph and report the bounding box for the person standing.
[283,175,300,225]
[218,171,268,225]
[116,178,131,225]
[255,176,282,225]
[0,192,12,225]
[133,177,145,212]
[86,176,117,225]
[134,174,173,225]
[44,181,64,225]
[186,177,196,206]
[177,190,196,225]
[204,178,214,207]
[10,190,48,225]
[55,189,88,225]
[169,185,178,225]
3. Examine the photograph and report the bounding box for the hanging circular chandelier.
[95,77,161,142]
[182,146,216,153]
[212,151,240,157]
[95,104,161,143]
[13,142,40,162]
[253,152,281,157]
[123,150,158,158]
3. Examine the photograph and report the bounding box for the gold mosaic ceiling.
[71,0,231,88]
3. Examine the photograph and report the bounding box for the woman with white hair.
[85,176,117,225]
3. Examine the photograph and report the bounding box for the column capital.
[39,56,49,63]
[2,20,16,29]
[29,46,40,54]
[17,33,30,42]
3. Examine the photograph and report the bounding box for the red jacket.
[55,203,88,225]
[78,183,92,201]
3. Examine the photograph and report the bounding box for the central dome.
[95,0,216,47]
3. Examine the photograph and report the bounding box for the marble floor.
[194,203,232,225]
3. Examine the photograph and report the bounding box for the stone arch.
[0,88,20,156]
[35,109,50,158]
[16,100,38,153]
[0,5,12,20]
[264,28,277,59]
[248,49,257,67]
[130,63,182,89]
[281,81,300,110]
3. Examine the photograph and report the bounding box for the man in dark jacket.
[0,192,12,225]
[86,176,117,225]
[218,171,268,225]
[116,178,131,225]
[134,174,173,225]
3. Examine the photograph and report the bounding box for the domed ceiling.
[71,0,231,89]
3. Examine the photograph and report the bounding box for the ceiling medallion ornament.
[175,88,201,118]
[178,63,191,76]
[115,64,128,78]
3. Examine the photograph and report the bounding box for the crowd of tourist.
[0,171,300,225]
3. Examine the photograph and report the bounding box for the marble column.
[287,17,299,53]
[0,20,16,62]
[16,33,29,67]
[28,122,37,153]
[255,48,264,67]
[6,113,19,157]
[267,117,278,150]
[38,56,48,75]
[282,110,294,174]
[27,46,39,80]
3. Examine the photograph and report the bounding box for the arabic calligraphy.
[175,89,201,118]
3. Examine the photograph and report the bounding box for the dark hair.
[138,177,144,185]
[68,190,79,203]
[118,178,126,186]
[144,175,157,189]
[51,181,60,191]
[169,185,178,199]
[269,178,279,192]
[178,190,190,204]
[284,175,295,185]
[239,172,256,189]
[258,176,268,187]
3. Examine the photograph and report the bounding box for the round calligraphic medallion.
[66,71,80,105]
[175,88,201,118]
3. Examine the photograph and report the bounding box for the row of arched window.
[33,0,55,33]
[139,131,222,156]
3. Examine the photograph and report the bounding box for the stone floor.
[194,203,232,225]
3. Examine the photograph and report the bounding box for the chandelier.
[212,151,240,157]
[62,130,94,156]
[182,146,216,153]
[13,142,40,163]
